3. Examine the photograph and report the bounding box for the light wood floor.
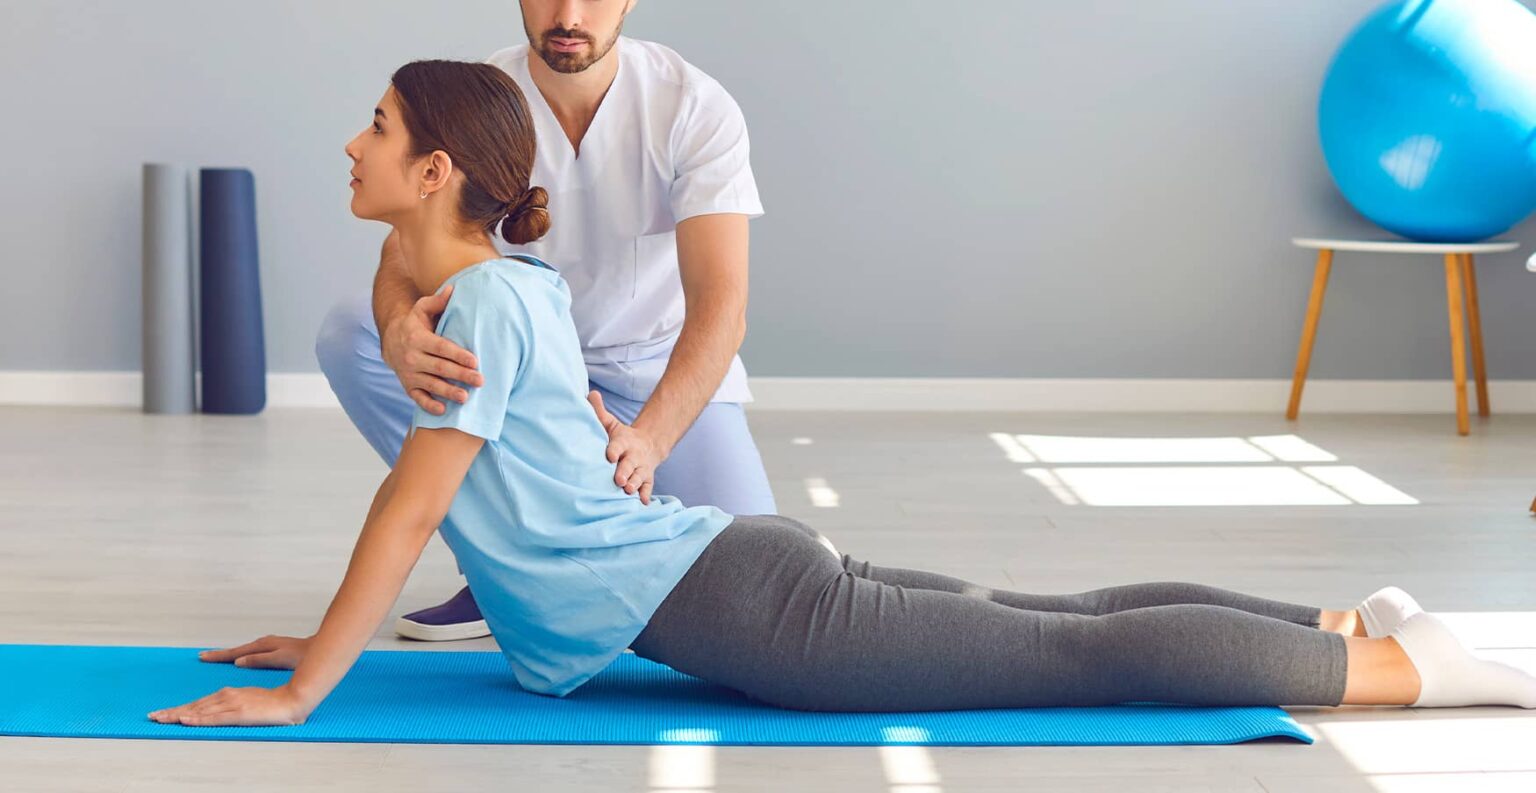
[2,406,1533,792]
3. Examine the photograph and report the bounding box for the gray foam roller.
[141,163,196,414]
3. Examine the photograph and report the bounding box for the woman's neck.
[394,219,502,296]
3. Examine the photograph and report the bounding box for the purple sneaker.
[394,586,490,641]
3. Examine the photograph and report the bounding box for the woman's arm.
[285,425,483,706]
[147,426,485,727]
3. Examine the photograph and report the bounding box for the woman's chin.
[348,198,376,221]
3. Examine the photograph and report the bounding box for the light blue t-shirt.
[407,255,733,697]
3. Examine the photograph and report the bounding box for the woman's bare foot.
[1332,588,1426,638]
[1318,608,1369,637]
[1341,635,1421,705]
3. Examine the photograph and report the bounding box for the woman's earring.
[419,190,428,199]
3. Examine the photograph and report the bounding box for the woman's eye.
[372,123,382,133]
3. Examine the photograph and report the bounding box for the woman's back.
[409,255,732,696]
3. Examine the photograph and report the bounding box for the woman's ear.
[420,150,455,195]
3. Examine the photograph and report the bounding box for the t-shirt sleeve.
[408,272,526,442]
[483,45,520,69]
[669,78,765,223]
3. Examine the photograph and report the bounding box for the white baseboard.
[2,371,1535,413]
[0,372,343,409]
[747,377,1536,412]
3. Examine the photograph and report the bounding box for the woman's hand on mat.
[147,684,313,728]
[587,390,662,505]
[197,634,312,670]
[382,284,483,416]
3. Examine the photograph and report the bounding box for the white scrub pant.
[314,291,778,516]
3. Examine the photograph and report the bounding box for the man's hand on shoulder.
[380,284,484,416]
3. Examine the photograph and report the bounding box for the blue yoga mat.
[0,645,1310,746]
[198,168,266,415]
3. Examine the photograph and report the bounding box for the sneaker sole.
[394,616,491,642]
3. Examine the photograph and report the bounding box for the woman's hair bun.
[499,185,550,246]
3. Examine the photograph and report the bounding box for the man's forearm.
[632,305,745,454]
[372,231,420,337]
[633,214,752,455]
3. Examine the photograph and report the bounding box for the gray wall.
[4,0,1535,379]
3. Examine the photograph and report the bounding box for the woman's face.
[345,86,420,223]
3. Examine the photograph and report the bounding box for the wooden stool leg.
[1287,248,1334,420]
[1444,253,1470,436]
[1461,253,1490,417]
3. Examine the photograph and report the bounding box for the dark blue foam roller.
[198,168,266,414]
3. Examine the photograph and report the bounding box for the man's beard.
[529,23,622,74]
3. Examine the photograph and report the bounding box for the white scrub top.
[485,37,764,404]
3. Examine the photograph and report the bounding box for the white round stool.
[1287,237,1519,436]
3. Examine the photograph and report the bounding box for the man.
[315,0,776,641]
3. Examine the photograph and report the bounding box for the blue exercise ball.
[1319,0,1536,242]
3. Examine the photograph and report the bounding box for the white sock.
[1357,586,1423,638]
[1391,612,1536,708]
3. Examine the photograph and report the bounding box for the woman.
[148,61,1535,727]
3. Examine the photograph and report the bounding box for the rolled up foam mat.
[198,168,266,414]
[141,163,196,414]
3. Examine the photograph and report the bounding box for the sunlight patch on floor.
[1052,466,1350,506]
[992,433,1416,506]
[805,477,841,508]
[1437,613,1536,650]
[881,726,943,793]
[1315,717,1536,775]
[649,728,718,792]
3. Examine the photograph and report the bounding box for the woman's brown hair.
[390,60,550,246]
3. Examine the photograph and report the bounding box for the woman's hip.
[629,515,840,673]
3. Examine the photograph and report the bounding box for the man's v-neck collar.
[518,38,626,168]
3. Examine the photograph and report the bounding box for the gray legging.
[629,515,1349,712]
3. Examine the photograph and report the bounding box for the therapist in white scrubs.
[315,0,777,641]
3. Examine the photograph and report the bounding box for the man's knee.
[314,293,376,379]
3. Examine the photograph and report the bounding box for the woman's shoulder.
[449,260,566,317]
[440,263,522,314]
[450,257,552,288]
[477,257,564,293]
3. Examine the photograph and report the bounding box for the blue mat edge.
[0,644,1316,747]
[0,731,1314,746]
